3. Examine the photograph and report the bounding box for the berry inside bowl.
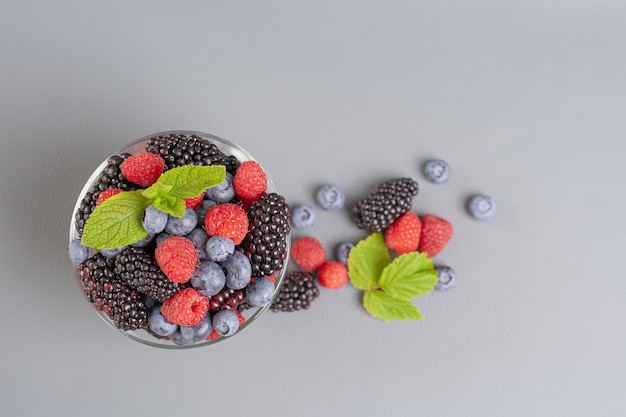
[69,131,291,348]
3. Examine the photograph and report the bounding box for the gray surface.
[1,1,625,416]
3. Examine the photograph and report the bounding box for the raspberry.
[317,261,349,289]
[120,152,165,187]
[155,236,198,283]
[418,214,453,258]
[233,160,267,207]
[204,203,249,245]
[384,212,422,254]
[95,188,123,206]
[291,236,326,271]
[160,288,209,327]
[183,192,205,209]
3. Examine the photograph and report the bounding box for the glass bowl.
[69,131,290,348]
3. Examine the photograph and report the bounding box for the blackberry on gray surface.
[270,271,319,312]
[78,254,148,331]
[145,133,240,174]
[241,193,290,277]
[74,153,137,236]
[113,247,180,303]
[351,177,419,232]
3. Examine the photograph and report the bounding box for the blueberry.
[142,205,169,234]
[468,194,497,221]
[155,232,171,245]
[206,172,235,203]
[131,233,155,248]
[169,329,195,346]
[423,159,451,184]
[180,314,212,342]
[100,245,128,259]
[316,184,345,211]
[186,227,209,260]
[212,309,239,337]
[221,251,252,290]
[245,278,275,307]
[68,238,89,263]
[195,199,217,223]
[335,242,355,265]
[165,208,198,235]
[434,266,457,291]
[205,236,235,262]
[148,306,178,336]
[191,260,226,297]
[291,204,316,229]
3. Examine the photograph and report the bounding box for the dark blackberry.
[352,177,419,232]
[78,254,148,331]
[270,271,319,312]
[74,153,137,236]
[113,247,180,303]
[241,193,290,277]
[208,288,246,312]
[145,133,240,174]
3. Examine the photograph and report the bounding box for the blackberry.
[208,288,246,312]
[78,254,148,331]
[240,193,290,277]
[145,133,240,174]
[113,247,180,303]
[270,271,319,312]
[74,153,137,236]
[352,177,419,232]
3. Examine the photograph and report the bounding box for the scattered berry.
[233,160,267,207]
[160,287,209,327]
[95,188,123,206]
[206,172,235,203]
[222,251,253,290]
[183,192,205,209]
[418,214,453,258]
[434,265,457,291]
[317,261,349,289]
[291,236,326,271]
[165,208,198,236]
[316,184,345,211]
[385,212,422,255]
[68,238,89,264]
[120,152,165,187]
[204,203,248,245]
[335,242,354,265]
[245,277,275,307]
[205,235,235,262]
[423,159,451,184]
[291,204,316,229]
[155,236,198,283]
[352,178,419,232]
[468,194,497,221]
[148,306,178,337]
[211,309,239,337]
[191,260,226,297]
[270,271,319,312]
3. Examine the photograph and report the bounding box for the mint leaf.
[154,165,225,199]
[363,290,423,322]
[153,195,187,218]
[379,252,438,301]
[81,190,150,249]
[348,233,390,290]
[141,182,172,200]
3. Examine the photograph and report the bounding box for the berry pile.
[70,133,290,345]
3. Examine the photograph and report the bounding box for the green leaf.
[81,190,150,249]
[379,252,438,301]
[347,233,390,290]
[154,165,226,199]
[153,195,187,218]
[141,182,172,200]
[363,290,423,322]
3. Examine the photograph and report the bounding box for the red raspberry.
[384,212,422,254]
[160,288,209,327]
[155,236,198,283]
[120,152,165,187]
[207,311,245,340]
[204,203,249,245]
[317,261,349,289]
[233,160,267,207]
[291,236,326,271]
[183,192,205,209]
[418,214,453,258]
[95,188,123,206]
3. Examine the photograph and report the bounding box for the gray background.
[1,1,624,416]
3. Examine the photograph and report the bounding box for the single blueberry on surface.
[316,184,345,211]
[142,204,169,234]
[165,208,198,236]
[222,251,252,290]
[291,204,316,229]
[191,260,226,297]
[468,194,496,221]
[186,227,209,260]
[205,235,235,262]
[179,315,212,342]
[423,159,451,184]
[212,309,239,337]
[68,238,89,263]
[245,278,275,307]
[434,266,457,291]
[335,242,355,265]
[206,172,235,203]
[148,306,178,337]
